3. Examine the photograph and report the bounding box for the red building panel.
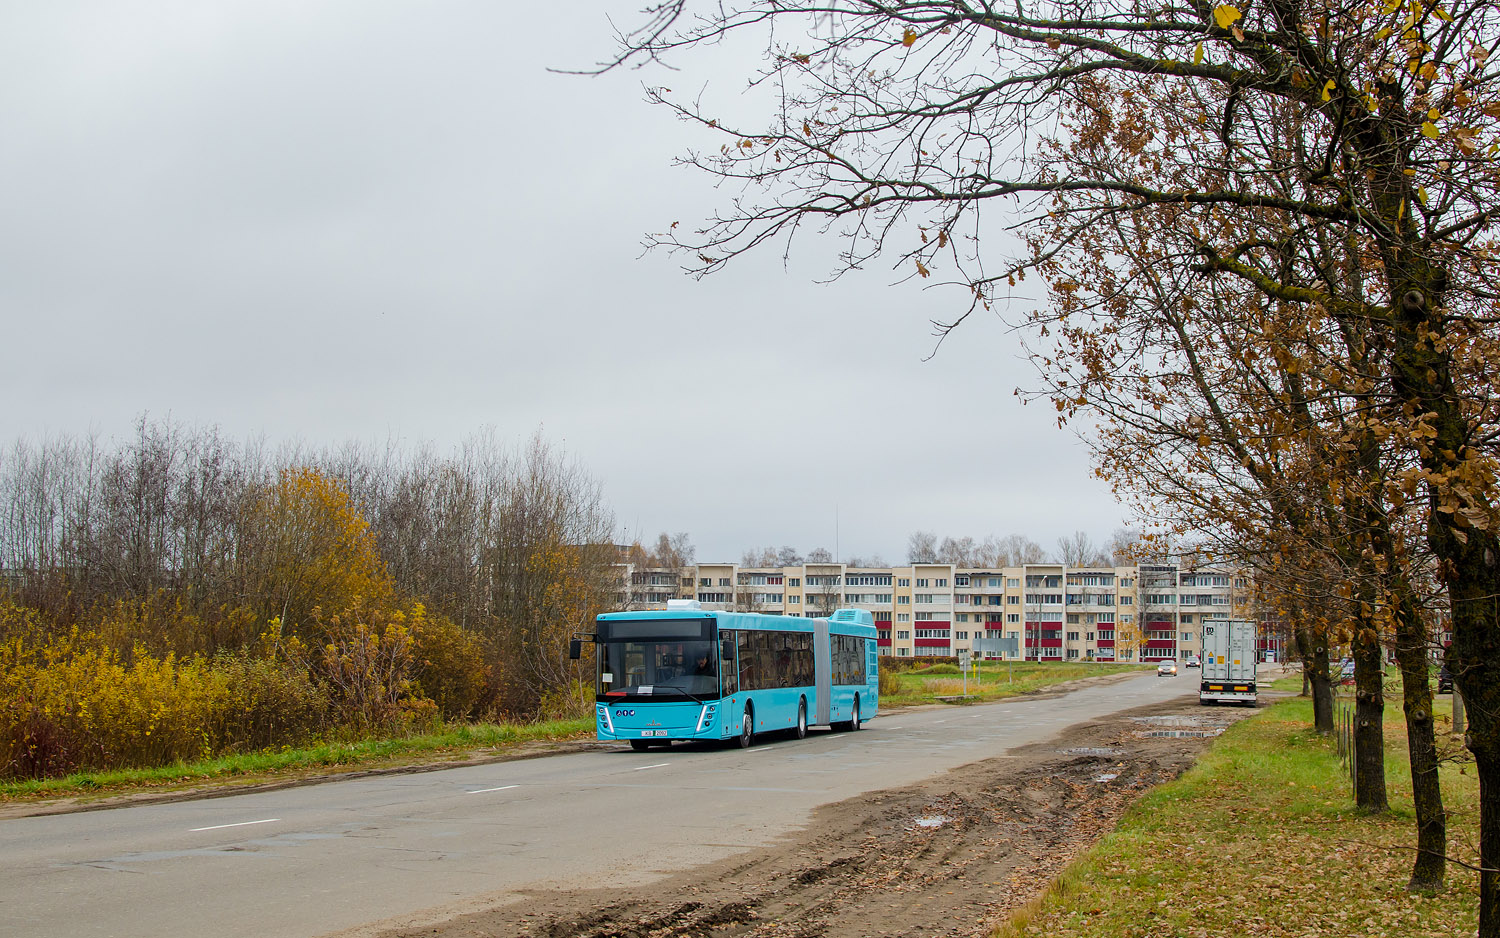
[914,637,952,648]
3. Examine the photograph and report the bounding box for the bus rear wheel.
[737,710,754,749]
[794,699,808,739]
[849,697,862,731]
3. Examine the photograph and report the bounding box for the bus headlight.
[597,705,614,733]
[696,704,717,732]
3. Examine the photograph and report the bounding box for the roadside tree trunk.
[1350,616,1388,813]
[1299,626,1335,734]
[1392,584,1446,890]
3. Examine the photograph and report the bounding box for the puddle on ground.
[1092,773,1119,783]
[1129,715,1229,739]
[1061,747,1123,756]
[911,815,955,829]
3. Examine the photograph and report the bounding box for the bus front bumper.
[596,701,725,741]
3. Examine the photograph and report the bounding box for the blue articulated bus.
[573,603,878,750]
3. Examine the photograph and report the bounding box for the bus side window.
[721,632,738,696]
[738,631,755,691]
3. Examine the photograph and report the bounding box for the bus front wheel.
[737,710,754,749]
[795,699,808,739]
[849,697,862,731]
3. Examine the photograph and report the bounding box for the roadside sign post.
[970,638,1020,685]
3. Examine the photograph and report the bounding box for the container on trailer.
[1199,620,1257,706]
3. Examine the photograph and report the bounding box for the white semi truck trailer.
[1199,619,1258,706]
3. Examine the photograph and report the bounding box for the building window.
[897,578,911,587]
[915,594,936,603]
[789,577,801,587]
[896,630,911,640]
[955,576,970,587]
[699,578,712,586]
[955,630,969,639]
[897,595,911,605]
[1067,648,1080,659]
[915,612,934,621]
[1182,632,1192,642]
[1119,595,1134,605]
[957,613,969,622]
[1007,613,1020,623]
[1067,631,1080,641]
[1007,595,1019,605]
[897,613,911,622]
[934,578,948,587]
[916,578,929,588]
[897,647,910,657]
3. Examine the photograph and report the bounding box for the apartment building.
[613,559,1258,663]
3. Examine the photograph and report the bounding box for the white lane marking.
[883,726,902,730]
[932,719,948,724]
[634,762,670,771]
[190,818,280,832]
[466,785,519,794]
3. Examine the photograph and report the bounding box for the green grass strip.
[881,662,1150,707]
[997,695,1478,938]
[1,718,593,801]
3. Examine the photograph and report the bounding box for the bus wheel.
[630,739,652,751]
[849,697,862,731]
[795,699,808,739]
[737,710,754,749]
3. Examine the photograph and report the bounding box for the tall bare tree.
[604,1,1499,908]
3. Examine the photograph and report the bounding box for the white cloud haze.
[0,1,1127,562]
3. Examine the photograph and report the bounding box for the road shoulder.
[351,695,1260,938]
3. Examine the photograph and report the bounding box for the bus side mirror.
[568,639,582,660]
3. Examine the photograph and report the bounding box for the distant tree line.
[732,529,1144,569]
[0,419,617,778]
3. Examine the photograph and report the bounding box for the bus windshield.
[598,638,719,699]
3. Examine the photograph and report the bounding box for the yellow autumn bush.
[0,604,331,778]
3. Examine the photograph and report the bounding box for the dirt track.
[376,697,1256,938]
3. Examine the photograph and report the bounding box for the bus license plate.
[640,730,668,737]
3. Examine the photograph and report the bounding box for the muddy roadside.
[361,696,1263,938]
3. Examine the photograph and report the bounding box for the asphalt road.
[1,671,1198,938]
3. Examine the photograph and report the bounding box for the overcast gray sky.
[0,1,1128,563]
